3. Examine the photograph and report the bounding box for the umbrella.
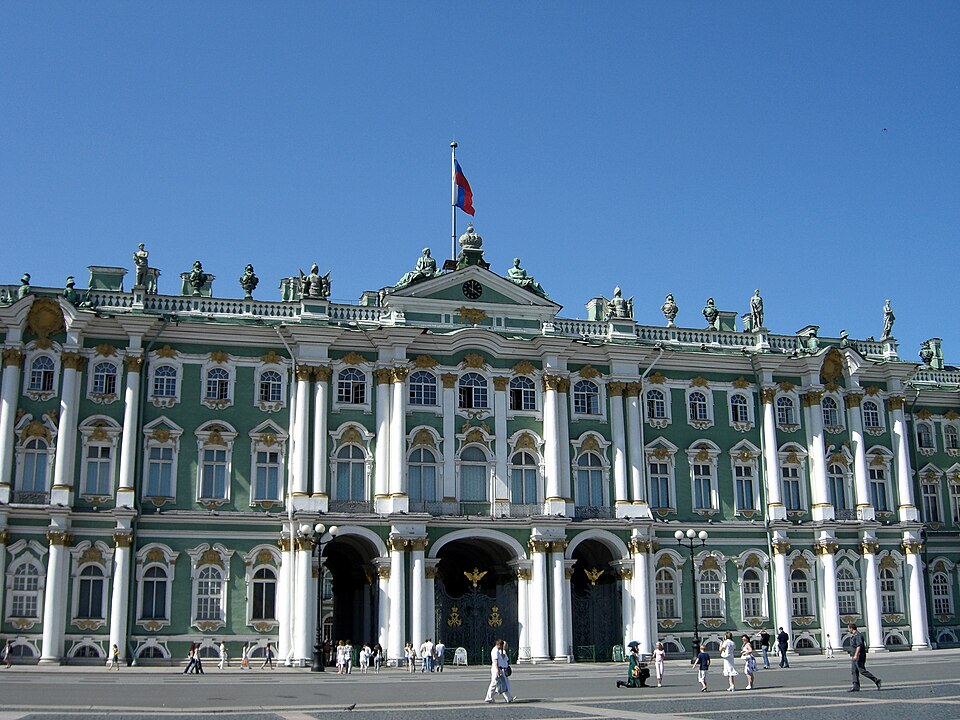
[627,641,640,648]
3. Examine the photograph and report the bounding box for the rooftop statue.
[395,248,439,289]
[507,258,548,298]
[606,286,633,319]
[188,261,209,296]
[17,273,31,300]
[238,264,259,299]
[301,263,331,299]
[63,276,78,305]
[882,299,895,340]
[920,339,934,366]
[133,243,149,287]
[749,289,764,330]
[702,297,719,330]
[661,293,678,327]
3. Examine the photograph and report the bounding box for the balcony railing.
[12,491,49,505]
[327,500,374,514]
[574,505,615,519]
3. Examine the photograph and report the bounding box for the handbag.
[505,665,512,677]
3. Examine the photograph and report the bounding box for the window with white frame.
[655,567,679,619]
[152,365,178,398]
[932,572,953,615]
[194,566,225,623]
[258,370,283,404]
[28,355,55,393]
[509,376,537,411]
[458,372,489,410]
[334,445,366,501]
[91,361,118,397]
[140,566,169,621]
[252,449,282,502]
[205,368,230,401]
[648,459,673,510]
[11,562,42,619]
[730,393,749,425]
[692,463,715,511]
[734,463,756,512]
[408,370,437,407]
[575,452,604,507]
[17,437,51,497]
[776,396,797,427]
[145,445,174,499]
[337,368,367,405]
[868,463,890,513]
[827,464,849,511]
[573,380,600,415]
[879,567,900,614]
[83,445,113,497]
[75,565,106,620]
[741,568,764,619]
[945,424,960,452]
[781,465,802,511]
[196,423,236,503]
[647,389,667,420]
[916,421,935,450]
[408,447,438,502]
[251,567,277,622]
[821,396,842,428]
[687,391,710,424]
[836,568,859,616]
[862,401,882,431]
[790,569,811,617]
[698,568,723,618]
[459,446,489,501]
[951,482,960,524]
[510,450,540,504]
[922,479,942,523]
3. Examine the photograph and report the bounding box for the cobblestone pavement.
[1,651,958,720]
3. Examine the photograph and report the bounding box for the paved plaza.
[1,650,959,720]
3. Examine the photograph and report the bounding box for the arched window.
[509,376,536,411]
[153,365,178,398]
[510,450,539,504]
[790,569,811,617]
[92,362,118,396]
[334,445,366,501]
[862,401,881,430]
[698,569,723,618]
[337,368,366,405]
[205,368,230,401]
[646,389,666,419]
[195,566,223,622]
[408,447,438,502]
[655,567,678,619]
[917,422,935,449]
[573,380,600,415]
[139,646,166,660]
[776,396,796,426]
[458,373,488,410]
[251,567,276,621]
[821,397,841,427]
[77,566,105,619]
[29,356,55,393]
[11,563,41,619]
[945,425,960,451]
[879,568,899,614]
[741,568,763,618]
[688,392,709,422]
[575,452,604,507]
[19,438,50,495]
[459,446,489,501]
[730,394,749,424]
[140,566,168,621]
[828,464,848,510]
[932,572,953,615]
[409,370,437,407]
[258,370,282,403]
[74,644,102,658]
[837,568,859,615]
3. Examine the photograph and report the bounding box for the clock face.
[462,280,483,299]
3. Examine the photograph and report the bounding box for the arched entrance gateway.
[322,532,382,650]
[434,535,520,665]
[569,537,624,661]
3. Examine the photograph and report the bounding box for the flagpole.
[450,141,458,262]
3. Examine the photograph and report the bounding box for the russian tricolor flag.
[454,160,475,216]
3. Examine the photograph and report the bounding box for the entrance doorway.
[570,539,622,661]
[323,535,380,648]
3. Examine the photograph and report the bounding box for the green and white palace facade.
[1,228,958,665]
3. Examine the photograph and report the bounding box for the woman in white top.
[740,634,757,690]
[652,641,667,687]
[483,639,514,703]
[719,632,738,691]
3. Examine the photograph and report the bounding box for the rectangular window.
[84,445,112,496]
[922,484,940,523]
[692,464,713,510]
[409,465,438,502]
[254,451,280,501]
[147,447,174,497]
[951,484,960,524]
[869,468,888,512]
[649,462,671,509]
[77,575,104,619]
[460,464,487,502]
[735,465,754,511]
[201,449,228,499]
[781,466,801,511]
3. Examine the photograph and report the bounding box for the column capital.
[515,566,531,581]
[388,536,410,552]
[2,348,24,368]
[294,535,315,552]
[376,566,391,580]
[629,537,652,554]
[760,387,777,404]
[624,382,641,398]
[46,530,73,547]
[374,368,392,384]
[391,366,409,383]
[61,352,85,371]
[124,355,144,373]
[295,364,314,382]
[277,536,292,552]
[564,566,575,580]
[314,365,332,382]
[549,540,568,553]
[408,537,429,552]
[492,376,509,392]
[557,378,570,393]
[860,541,879,555]
[844,393,863,409]
[887,396,906,411]
[424,566,438,579]
[0,529,9,545]
[814,540,839,556]
[441,373,458,389]
[528,538,550,554]
[113,532,133,548]
[771,539,792,555]
[608,381,625,397]
[801,390,824,407]
[542,374,563,391]
[901,539,923,555]
[617,566,633,580]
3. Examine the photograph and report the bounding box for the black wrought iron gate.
[572,579,622,661]
[436,580,518,665]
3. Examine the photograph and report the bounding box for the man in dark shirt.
[848,623,881,692]
[759,629,771,669]
[776,627,790,668]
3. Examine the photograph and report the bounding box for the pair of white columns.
[608,383,647,507]
[290,365,331,501]
[373,368,408,511]
[527,539,572,661]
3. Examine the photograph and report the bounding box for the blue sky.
[2,3,958,362]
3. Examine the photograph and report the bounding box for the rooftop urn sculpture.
[606,286,633,319]
[395,248,439,289]
[882,299,895,340]
[661,293,679,327]
[238,264,259,299]
[919,340,934,366]
[188,260,209,296]
[702,297,719,330]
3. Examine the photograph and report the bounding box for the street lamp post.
[310,523,338,672]
[675,528,708,659]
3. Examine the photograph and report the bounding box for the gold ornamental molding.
[441,373,458,389]
[487,607,503,627]
[771,540,792,555]
[46,531,74,547]
[584,567,605,586]
[341,351,367,366]
[778,381,796,393]
[760,388,777,404]
[528,538,550,554]
[94,344,117,357]
[824,381,841,393]
[625,382,641,397]
[844,393,863,409]
[412,429,436,448]
[22,420,51,442]
[125,355,144,372]
[492,376,509,392]
[647,371,666,385]
[461,352,488,369]
[294,535,315,552]
[513,360,536,376]
[424,566,438,580]
[860,541,879,555]
[690,376,709,388]
[801,391,824,407]
[578,365,600,379]
[414,355,439,368]
[515,567,531,581]
[814,541,839,556]
[2,348,24,368]
[295,364,315,382]
[447,606,463,628]
[198,548,225,568]
[341,427,362,444]
[80,547,104,564]
[408,538,429,552]
[0,530,9,546]
[464,567,487,588]
[542,374,562,391]
[374,368,393,384]
[915,408,933,420]
[564,566,575,580]
[629,538,652,554]
[608,381,625,397]
[156,345,178,358]
[209,350,230,364]
[458,307,488,325]
[391,367,409,383]
[618,567,633,581]
[314,365,331,382]
[887,396,905,411]
[733,377,750,389]
[26,297,65,343]
[557,378,570,393]
[255,549,275,566]
[376,566,390,580]
[901,540,923,555]
[515,432,536,450]
[113,533,133,549]
[261,351,283,365]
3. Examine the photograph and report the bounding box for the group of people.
[331,640,385,674]
[402,638,446,672]
[182,641,274,673]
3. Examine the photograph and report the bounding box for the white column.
[441,374,456,500]
[291,366,312,497]
[493,378,509,505]
[425,560,439,644]
[512,563,531,661]
[116,356,141,508]
[293,534,316,665]
[108,532,132,661]
[625,384,644,504]
[376,563,390,655]
[528,540,550,661]
[542,376,563,513]
[387,536,406,663]
[760,389,786,521]
[389,368,407,503]
[40,530,70,663]
[816,539,842,653]
[859,537,885,652]
[551,543,571,661]
[889,397,919,522]
[0,534,7,623]
[374,369,391,509]
[631,538,652,655]
[410,538,426,649]
[903,535,930,650]
[619,565,634,651]
[313,366,330,501]
[771,535,792,638]
[276,533,293,663]
[0,350,24,502]
[609,383,628,512]
[846,393,875,521]
[804,390,833,522]
[51,352,82,506]
[557,380,572,504]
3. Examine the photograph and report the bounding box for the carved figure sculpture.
[133,243,149,287]
[882,299,895,340]
[239,264,259,299]
[749,289,764,330]
[702,297,719,330]
[661,294,679,327]
[395,248,439,289]
[63,276,78,305]
[507,258,547,298]
[188,261,209,296]
[17,273,31,300]
[919,340,934,366]
[606,287,633,319]
[300,263,331,299]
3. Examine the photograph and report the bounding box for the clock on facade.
[462,280,483,299]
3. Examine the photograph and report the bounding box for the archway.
[434,537,519,665]
[570,538,622,661]
[323,533,381,651]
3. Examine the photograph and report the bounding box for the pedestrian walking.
[2,640,12,669]
[740,635,756,690]
[240,643,250,670]
[107,643,121,671]
[260,641,274,670]
[776,627,790,668]
[653,641,666,687]
[360,643,371,673]
[693,645,711,692]
[759,628,771,669]
[434,640,445,672]
[483,639,514,703]
[183,644,197,674]
[372,643,383,673]
[825,634,835,659]
[847,623,881,692]
[218,641,228,669]
[719,631,738,691]
[343,640,354,674]
[404,641,416,672]
[193,645,205,674]
[420,638,434,672]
